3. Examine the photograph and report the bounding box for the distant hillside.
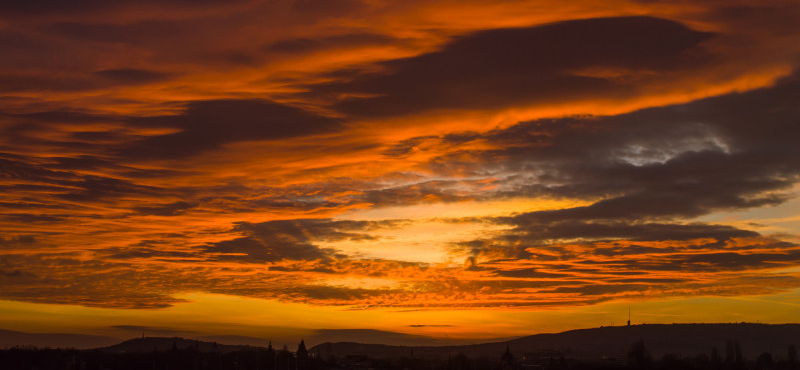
[199,329,510,348]
[97,332,499,355]
[307,329,512,347]
[0,328,511,351]
[0,329,118,349]
[100,337,256,353]
[311,323,800,361]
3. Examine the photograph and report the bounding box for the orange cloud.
[2,0,800,340]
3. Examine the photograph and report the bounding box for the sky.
[2,0,800,345]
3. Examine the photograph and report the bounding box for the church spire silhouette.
[266,340,276,370]
[296,340,309,370]
[501,345,515,370]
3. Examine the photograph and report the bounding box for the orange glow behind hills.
[1,0,800,342]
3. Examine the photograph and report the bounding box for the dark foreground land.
[1,323,799,370]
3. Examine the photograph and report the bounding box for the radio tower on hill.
[627,307,631,326]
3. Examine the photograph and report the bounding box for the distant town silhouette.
[2,323,799,370]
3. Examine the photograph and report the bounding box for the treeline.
[1,339,797,370]
[0,344,325,370]
[626,340,799,370]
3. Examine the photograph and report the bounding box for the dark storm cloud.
[131,201,196,216]
[455,206,788,266]
[0,69,170,92]
[0,153,168,205]
[236,219,395,243]
[29,154,184,180]
[498,219,760,243]
[679,249,800,271]
[1,1,799,312]
[2,109,120,125]
[545,284,652,295]
[225,178,482,212]
[44,156,115,171]
[47,19,218,46]
[0,0,253,16]
[0,254,188,309]
[121,99,343,159]
[571,244,800,274]
[0,74,100,92]
[312,16,712,117]
[361,180,473,206]
[103,246,198,260]
[38,1,372,69]
[429,72,800,279]
[265,33,396,54]
[289,0,364,16]
[583,251,786,272]
[0,269,35,278]
[0,235,37,248]
[0,213,66,223]
[56,174,163,202]
[201,219,401,263]
[93,68,172,84]
[204,236,330,263]
[491,269,570,279]
[414,71,800,222]
[295,285,379,301]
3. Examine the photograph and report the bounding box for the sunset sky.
[2,0,800,345]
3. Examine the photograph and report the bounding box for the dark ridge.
[311,323,800,360]
[99,336,255,353]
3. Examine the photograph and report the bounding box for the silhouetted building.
[521,350,565,370]
[296,340,308,370]
[501,346,516,370]
[788,345,798,370]
[450,353,471,370]
[756,352,774,370]
[726,339,744,370]
[267,340,276,370]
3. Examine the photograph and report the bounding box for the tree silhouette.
[296,340,308,370]
[725,340,744,370]
[756,352,774,370]
[277,345,291,370]
[267,341,276,370]
[789,345,798,370]
[452,352,470,370]
[627,340,652,370]
[500,346,515,370]
[711,347,723,370]
[661,353,680,369]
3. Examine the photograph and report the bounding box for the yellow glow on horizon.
[3,0,800,349]
[3,290,800,344]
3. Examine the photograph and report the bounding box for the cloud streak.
[0,0,799,325]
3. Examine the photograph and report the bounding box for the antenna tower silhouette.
[627,307,631,326]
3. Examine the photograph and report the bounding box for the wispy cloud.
[0,0,799,324]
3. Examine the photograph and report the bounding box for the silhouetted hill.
[0,329,118,349]
[0,328,510,351]
[307,329,510,347]
[196,329,507,348]
[311,323,800,361]
[98,331,481,354]
[100,337,255,353]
